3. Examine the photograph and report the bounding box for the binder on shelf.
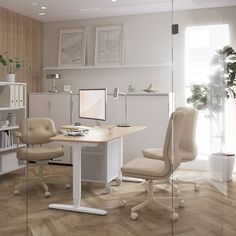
[0,130,13,148]
[14,85,19,107]
[10,85,15,107]
[19,85,24,107]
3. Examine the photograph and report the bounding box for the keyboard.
[68,129,89,136]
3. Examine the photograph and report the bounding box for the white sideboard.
[72,92,173,164]
[29,93,72,164]
[29,92,173,167]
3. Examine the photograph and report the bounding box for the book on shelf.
[0,130,14,148]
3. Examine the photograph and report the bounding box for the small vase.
[5,74,15,82]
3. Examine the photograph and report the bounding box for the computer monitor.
[79,88,107,121]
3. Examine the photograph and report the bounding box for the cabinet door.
[122,95,170,164]
[29,94,50,117]
[49,94,71,128]
[29,94,72,164]
[49,94,71,164]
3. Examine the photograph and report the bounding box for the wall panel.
[0,7,43,92]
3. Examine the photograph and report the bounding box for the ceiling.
[0,0,236,22]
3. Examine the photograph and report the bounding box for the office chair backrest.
[162,111,185,176]
[175,107,198,161]
[19,117,56,145]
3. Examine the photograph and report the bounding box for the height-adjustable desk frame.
[49,125,145,215]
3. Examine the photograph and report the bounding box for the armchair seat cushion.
[17,146,64,161]
[142,148,164,160]
[121,157,166,179]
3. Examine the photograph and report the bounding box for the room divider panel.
[172,1,234,235]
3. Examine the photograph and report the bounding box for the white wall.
[43,6,236,107]
[43,12,173,95]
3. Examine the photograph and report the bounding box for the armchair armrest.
[14,131,22,149]
[14,131,22,138]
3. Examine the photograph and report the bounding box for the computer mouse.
[74,122,81,126]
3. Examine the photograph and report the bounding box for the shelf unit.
[0,107,26,111]
[43,63,171,71]
[0,82,27,175]
[0,125,19,132]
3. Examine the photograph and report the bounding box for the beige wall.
[0,7,43,92]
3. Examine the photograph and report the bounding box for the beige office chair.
[121,111,185,221]
[143,106,199,192]
[14,117,70,197]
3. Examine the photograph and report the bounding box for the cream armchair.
[143,107,199,192]
[14,117,70,197]
[121,111,185,221]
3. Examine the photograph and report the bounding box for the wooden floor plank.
[0,164,235,236]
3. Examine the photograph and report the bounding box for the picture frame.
[95,25,124,66]
[58,28,86,67]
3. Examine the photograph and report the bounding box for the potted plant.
[0,51,23,82]
[187,46,236,182]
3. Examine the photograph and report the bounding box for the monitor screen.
[79,88,107,121]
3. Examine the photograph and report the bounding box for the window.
[185,24,229,159]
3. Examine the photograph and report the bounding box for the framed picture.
[58,28,86,67]
[95,25,124,66]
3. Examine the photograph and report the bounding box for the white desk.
[49,125,145,215]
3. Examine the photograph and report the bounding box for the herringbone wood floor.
[0,164,235,236]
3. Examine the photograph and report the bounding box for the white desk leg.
[49,144,107,215]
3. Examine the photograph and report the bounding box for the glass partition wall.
[1,1,236,235]
[172,1,236,235]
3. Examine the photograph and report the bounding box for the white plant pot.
[5,74,15,82]
[209,153,235,182]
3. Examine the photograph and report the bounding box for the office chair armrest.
[14,131,22,149]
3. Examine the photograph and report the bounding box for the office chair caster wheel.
[131,212,138,220]
[105,185,112,194]
[171,213,179,221]
[14,189,20,195]
[120,200,126,207]
[194,184,200,191]
[44,191,51,198]
[115,178,122,186]
[65,184,71,189]
[179,200,185,208]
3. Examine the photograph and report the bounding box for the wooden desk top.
[51,125,145,143]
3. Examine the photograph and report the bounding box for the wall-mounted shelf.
[43,63,171,71]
